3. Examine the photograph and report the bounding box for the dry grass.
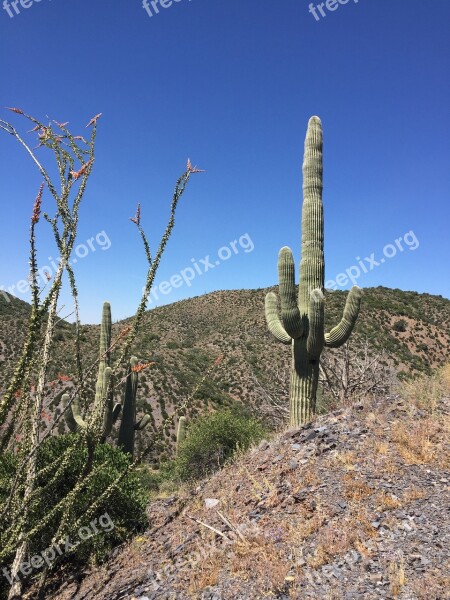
[188,549,222,593]
[375,490,401,510]
[388,556,406,598]
[390,418,443,465]
[334,450,357,471]
[407,564,450,599]
[307,522,354,568]
[397,362,450,414]
[226,535,292,595]
[374,441,389,455]
[342,473,373,503]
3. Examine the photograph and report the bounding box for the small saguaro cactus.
[117,356,152,458]
[64,302,121,440]
[176,415,187,456]
[265,116,362,426]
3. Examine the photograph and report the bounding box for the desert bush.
[175,407,266,481]
[0,434,148,575]
[393,319,407,332]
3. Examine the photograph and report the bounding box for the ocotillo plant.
[117,356,152,458]
[65,302,121,440]
[265,116,362,426]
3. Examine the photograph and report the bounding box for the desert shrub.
[416,342,428,352]
[175,407,266,481]
[393,319,407,332]
[0,434,148,579]
[166,341,180,349]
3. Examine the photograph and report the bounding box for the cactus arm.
[71,395,87,431]
[306,289,325,358]
[324,286,362,348]
[299,116,324,313]
[265,292,292,344]
[63,393,81,433]
[99,302,112,362]
[278,247,304,338]
[134,414,151,430]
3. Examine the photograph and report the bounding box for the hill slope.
[36,392,450,599]
[0,286,449,455]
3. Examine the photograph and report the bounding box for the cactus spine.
[117,356,151,458]
[265,116,362,426]
[65,302,121,440]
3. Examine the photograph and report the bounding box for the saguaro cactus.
[176,415,187,457]
[265,116,362,426]
[64,302,121,440]
[117,356,151,457]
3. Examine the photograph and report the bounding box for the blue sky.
[0,0,449,323]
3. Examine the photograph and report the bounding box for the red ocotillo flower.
[5,107,24,114]
[117,325,132,341]
[86,113,102,128]
[32,183,44,224]
[187,158,205,174]
[57,373,71,382]
[130,203,141,226]
[131,361,155,373]
[70,158,94,181]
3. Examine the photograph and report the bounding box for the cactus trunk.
[290,338,320,425]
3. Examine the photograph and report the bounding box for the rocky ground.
[37,393,450,600]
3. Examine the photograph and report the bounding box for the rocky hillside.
[0,287,449,456]
[36,388,450,599]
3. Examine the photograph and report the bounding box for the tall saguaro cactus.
[265,116,362,426]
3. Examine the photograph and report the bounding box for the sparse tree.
[319,339,395,409]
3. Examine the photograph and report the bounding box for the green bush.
[174,407,266,481]
[393,319,407,332]
[0,434,148,582]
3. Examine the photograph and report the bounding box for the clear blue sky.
[1,0,449,323]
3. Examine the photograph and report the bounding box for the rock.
[304,430,317,442]
[204,498,220,509]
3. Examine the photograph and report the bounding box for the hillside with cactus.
[0,285,449,457]
[0,105,448,600]
[27,370,450,599]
